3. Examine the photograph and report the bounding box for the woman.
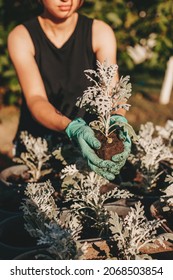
[8,0,131,180]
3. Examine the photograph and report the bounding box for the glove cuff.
[110,114,128,124]
[65,118,86,139]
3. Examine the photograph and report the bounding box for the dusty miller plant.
[14,131,52,182]
[108,201,173,260]
[60,164,133,237]
[156,120,173,167]
[53,143,85,168]
[129,122,173,189]
[160,172,173,212]
[156,120,173,149]
[76,60,137,142]
[20,180,87,260]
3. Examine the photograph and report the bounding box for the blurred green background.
[0,0,173,157]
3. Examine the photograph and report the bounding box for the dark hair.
[79,0,84,7]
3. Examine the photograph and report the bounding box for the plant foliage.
[21,180,87,260]
[60,164,133,237]
[13,131,53,182]
[109,201,173,260]
[129,122,173,189]
[162,172,173,208]
[76,60,136,140]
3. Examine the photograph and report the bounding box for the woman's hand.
[110,115,131,172]
[65,118,119,180]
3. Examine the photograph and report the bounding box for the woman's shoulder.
[93,18,115,35]
[92,19,116,43]
[8,21,35,56]
[79,14,114,36]
[8,25,26,42]
[8,17,38,38]
[91,18,116,57]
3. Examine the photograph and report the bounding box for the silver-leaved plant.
[60,164,133,237]
[14,131,53,182]
[76,60,137,141]
[161,172,173,210]
[20,180,87,260]
[129,122,173,189]
[156,120,173,167]
[109,201,173,260]
[156,120,173,148]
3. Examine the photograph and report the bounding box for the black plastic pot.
[0,208,21,223]
[0,215,40,260]
[13,248,53,260]
[0,165,60,219]
[0,165,28,214]
[150,250,173,260]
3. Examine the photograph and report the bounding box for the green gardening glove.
[65,118,118,180]
[109,115,131,172]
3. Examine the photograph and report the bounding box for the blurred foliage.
[0,1,17,102]
[81,0,173,72]
[0,0,173,105]
[0,0,42,105]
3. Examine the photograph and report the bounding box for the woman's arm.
[7,25,71,131]
[92,19,117,65]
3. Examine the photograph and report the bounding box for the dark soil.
[94,130,124,160]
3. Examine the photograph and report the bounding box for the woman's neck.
[39,12,77,32]
[38,12,78,48]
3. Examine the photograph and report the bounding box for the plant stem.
[105,113,111,138]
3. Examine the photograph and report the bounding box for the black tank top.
[15,14,96,141]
